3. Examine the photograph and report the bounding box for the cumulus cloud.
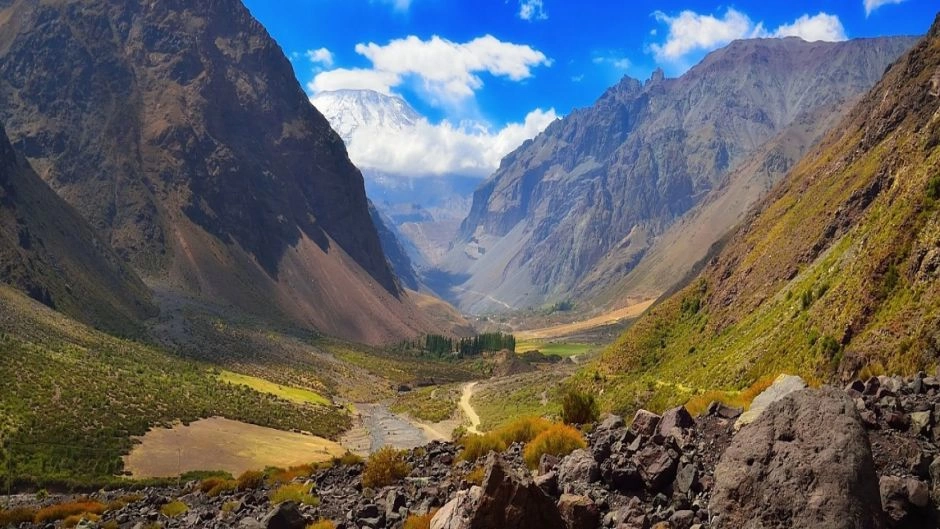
[306,48,334,68]
[343,108,558,177]
[519,0,548,21]
[651,9,847,66]
[309,35,550,105]
[864,0,907,16]
[772,13,846,42]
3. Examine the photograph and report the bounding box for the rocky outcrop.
[733,374,807,429]
[711,387,885,529]
[443,36,917,313]
[0,123,155,335]
[0,0,434,344]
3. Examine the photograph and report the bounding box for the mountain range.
[590,14,940,414]
[443,36,918,314]
[0,0,438,345]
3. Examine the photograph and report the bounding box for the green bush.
[159,501,189,518]
[271,483,319,506]
[561,388,599,425]
[361,447,411,488]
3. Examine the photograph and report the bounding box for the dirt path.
[460,382,482,435]
[515,298,656,340]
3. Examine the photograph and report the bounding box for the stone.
[880,476,930,525]
[658,407,694,438]
[597,414,625,432]
[673,461,698,496]
[634,445,678,491]
[909,411,931,435]
[539,454,561,475]
[734,374,807,430]
[712,387,885,529]
[886,412,910,431]
[630,410,662,437]
[707,401,742,419]
[558,449,600,486]
[669,510,696,529]
[557,494,600,529]
[261,502,307,529]
[534,471,559,496]
[864,377,881,396]
[430,454,566,529]
[386,491,407,519]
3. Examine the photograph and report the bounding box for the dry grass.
[271,483,319,506]
[465,466,485,485]
[457,434,507,463]
[159,501,189,518]
[266,464,315,485]
[236,469,265,491]
[34,500,106,524]
[684,374,778,416]
[306,520,337,529]
[63,512,101,528]
[362,447,411,488]
[0,507,37,526]
[523,424,587,469]
[199,477,237,497]
[403,509,439,529]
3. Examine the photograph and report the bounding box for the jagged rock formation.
[596,15,940,410]
[0,0,432,344]
[445,36,916,313]
[0,124,154,335]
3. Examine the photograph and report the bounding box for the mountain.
[0,0,434,344]
[368,200,421,291]
[311,89,477,267]
[445,36,917,314]
[0,123,155,335]
[589,16,940,415]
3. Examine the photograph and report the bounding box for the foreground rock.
[733,374,807,430]
[712,387,885,529]
[431,453,565,529]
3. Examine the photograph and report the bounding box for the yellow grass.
[218,370,329,406]
[684,374,778,416]
[515,299,655,340]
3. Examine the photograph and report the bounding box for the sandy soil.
[460,382,482,434]
[515,299,656,340]
[123,417,346,478]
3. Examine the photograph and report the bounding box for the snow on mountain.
[311,89,421,141]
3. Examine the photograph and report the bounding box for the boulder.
[261,502,307,529]
[430,454,566,529]
[707,401,742,419]
[658,407,694,438]
[557,494,600,529]
[734,374,807,430]
[711,387,886,529]
[880,476,930,525]
[634,445,678,491]
[558,449,600,487]
[630,410,662,437]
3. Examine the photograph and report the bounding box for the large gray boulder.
[734,374,807,430]
[711,387,885,529]
[431,454,566,529]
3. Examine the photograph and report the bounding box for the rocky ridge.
[10,373,940,529]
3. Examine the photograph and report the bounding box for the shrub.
[160,500,189,518]
[0,506,37,526]
[403,509,439,529]
[523,424,587,469]
[457,434,507,463]
[684,374,778,416]
[199,477,237,497]
[465,465,485,485]
[362,447,412,488]
[334,452,364,466]
[451,425,468,442]
[307,520,337,529]
[101,520,120,529]
[495,417,553,445]
[561,389,599,425]
[271,483,319,506]
[266,464,314,485]
[34,501,106,524]
[236,469,265,491]
[106,494,143,512]
[927,175,940,201]
[63,512,101,528]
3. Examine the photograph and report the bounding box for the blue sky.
[242,0,936,177]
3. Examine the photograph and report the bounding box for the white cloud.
[864,0,907,16]
[593,54,631,70]
[651,9,847,66]
[342,108,558,177]
[305,48,334,68]
[310,35,550,105]
[772,13,846,42]
[519,0,548,21]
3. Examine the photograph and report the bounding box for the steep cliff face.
[593,16,940,413]
[446,36,917,313]
[0,124,155,335]
[0,0,432,343]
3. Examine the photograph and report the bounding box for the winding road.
[460,382,482,435]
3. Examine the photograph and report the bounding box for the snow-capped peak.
[311,89,422,142]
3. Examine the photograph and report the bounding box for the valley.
[0,1,938,528]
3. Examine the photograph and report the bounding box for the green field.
[218,370,330,406]
[516,340,594,357]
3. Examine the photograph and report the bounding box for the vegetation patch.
[159,501,189,518]
[472,371,565,431]
[390,385,460,423]
[361,447,411,488]
[307,520,337,529]
[516,340,594,357]
[218,370,330,406]
[34,500,106,524]
[522,424,587,469]
[271,482,319,506]
[561,388,600,425]
[403,509,439,529]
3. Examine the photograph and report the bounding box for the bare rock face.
[711,387,885,529]
[0,0,432,344]
[431,453,566,529]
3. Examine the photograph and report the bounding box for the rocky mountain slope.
[0,124,154,335]
[446,36,916,314]
[0,0,432,344]
[592,16,940,414]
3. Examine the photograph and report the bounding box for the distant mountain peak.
[311,89,422,141]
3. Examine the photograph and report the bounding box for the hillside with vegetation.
[587,16,940,416]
